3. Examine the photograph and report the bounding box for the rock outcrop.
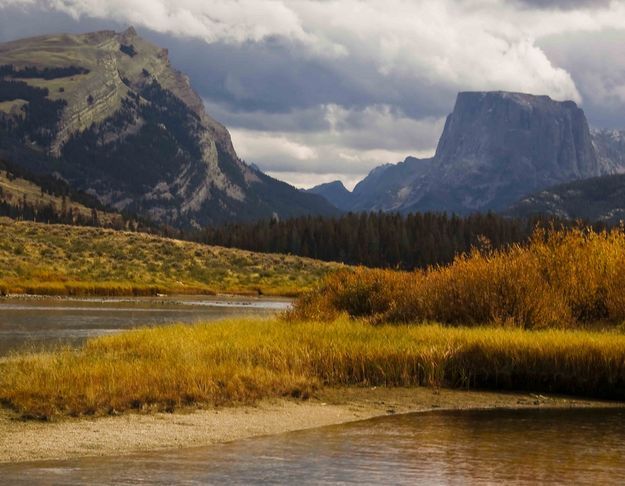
[591,128,625,175]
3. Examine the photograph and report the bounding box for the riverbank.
[3,318,625,419]
[1,387,621,464]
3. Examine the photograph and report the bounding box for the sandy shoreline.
[1,387,623,464]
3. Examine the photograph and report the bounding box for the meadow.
[0,219,339,297]
[2,225,625,420]
[1,318,624,419]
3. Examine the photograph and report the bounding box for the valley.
[2,21,625,484]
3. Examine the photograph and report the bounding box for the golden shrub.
[290,227,625,329]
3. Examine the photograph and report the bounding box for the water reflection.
[0,296,290,356]
[2,408,624,485]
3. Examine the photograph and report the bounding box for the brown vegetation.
[289,227,625,329]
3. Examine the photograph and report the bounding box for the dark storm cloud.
[143,32,455,120]
[539,29,625,129]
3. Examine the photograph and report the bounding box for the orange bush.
[289,227,625,329]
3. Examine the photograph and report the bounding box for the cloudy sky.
[1,1,625,188]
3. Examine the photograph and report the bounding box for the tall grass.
[290,227,625,329]
[1,318,625,418]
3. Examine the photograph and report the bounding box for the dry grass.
[290,227,625,329]
[1,318,624,418]
[0,219,339,297]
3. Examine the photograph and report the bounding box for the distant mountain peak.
[307,180,352,211]
[313,180,349,191]
[346,90,617,215]
[123,26,138,38]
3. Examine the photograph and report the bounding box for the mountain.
[508,173,625,224]
[0,29,336,228]
[591,129,625,175]
[347,91,623,214]
[306,180,352,211]
[350,157,433,212]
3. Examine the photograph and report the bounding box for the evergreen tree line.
[0,79,67,146]
[197,212,577,270]
[0,159,106,210]
[0,193,103,227]
[0,190,169,235]
[0,64,89,80]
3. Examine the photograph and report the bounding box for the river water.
[0,296,290,356]
[2,408,624,485]
[2,298,624,484]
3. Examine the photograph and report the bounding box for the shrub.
[289,227,625,329]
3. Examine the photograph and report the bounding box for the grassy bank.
[1,318,624,418]
[291,227,625,329]
[0,218,340,297]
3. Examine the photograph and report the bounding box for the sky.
[1,1,625,189]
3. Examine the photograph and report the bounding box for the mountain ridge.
[507,173,625,223]
[0,29,337,228]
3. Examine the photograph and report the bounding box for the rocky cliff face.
[591,129,625,175]
[347,91,612,214]
[0,29,336,227]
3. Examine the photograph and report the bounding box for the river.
[1,408,624,484]
[0,295,290,356]
[1,297,623,484]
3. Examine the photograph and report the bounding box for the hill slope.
[0,157,128,226]
[0,29,337,228]
[0,219,340,296]
[507,174,625,224]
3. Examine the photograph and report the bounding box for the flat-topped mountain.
[322,91,625,215]
[0,29,336,227]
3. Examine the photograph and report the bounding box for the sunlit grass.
[1,318,624,419]
[0,219,339,297]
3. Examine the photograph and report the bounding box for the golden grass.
[1,318,624,418]
[290,227,625,329]
[0,219,339,297]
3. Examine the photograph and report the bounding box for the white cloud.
[229,104,443,188]
[5,0,624,102]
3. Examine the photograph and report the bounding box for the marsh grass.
[1,318,625,418]
[0,219,338,297]
[290,227,625,329]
